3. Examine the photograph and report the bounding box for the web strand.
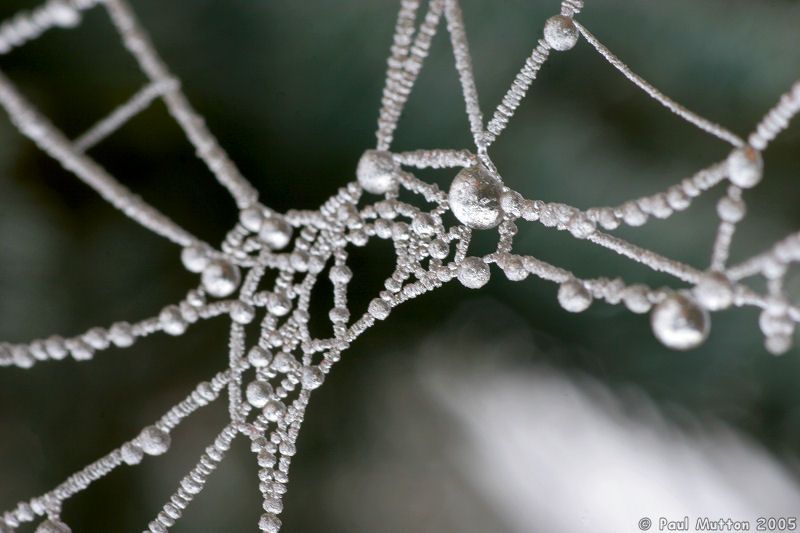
[375,0,421,151]
[2,370,229,529]
[0,69,202,249]
[74,78,177,152]
[749,79,800,150]
[443,0,486,151]
[103,0,260,210]
[574,21,745,148]
[375,0,444,151]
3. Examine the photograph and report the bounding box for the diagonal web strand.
[103,0,260,210]
[0,69,206,249]
[375,0,421,151]
[375,0,445,151]
[443,0,486,151]
[749,79,800,150]
[144,424,238,532]
[3,370,229,529]
[574,20,745,148]
[74,78,178,152]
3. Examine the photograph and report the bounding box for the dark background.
[0,0,799,531]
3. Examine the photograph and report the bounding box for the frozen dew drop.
[356,150,399,194]
[727,146,763,188]
[139,426,171,456]
[368,298,391,320]
[267,293,292,317]
[543,15,579,51]
[428,238,449,260]
[499,254,528,282]
[248,346,273,368]
[263,400,287,422]
[329,264,353,284]
[239,206,264,232]
[622,284,652,314]
[121,442,144,465]
[650,292,710,350]
[159,305,187,336]
[557,279,592,313]
[202,260,241,298]
[301,366,324,390]
[246,380,274,409]
[259,513,282,533]
[230,301,256,324]
[411,213,436,237]
[716,194,746,223]
[262,497,283,514]
[693,271,734,311]
[765,334,792,356]
[448,165,503,230]
[271,352,297,373]
[328,306,349,324]
[181,244,210,273]
[259,216,293,250]
[457,257,490,289]
[109,321,135,347]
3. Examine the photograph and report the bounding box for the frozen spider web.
[1,0,800,531]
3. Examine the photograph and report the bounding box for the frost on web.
[1,0,800,531]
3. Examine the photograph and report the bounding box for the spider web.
[1,0,799,531]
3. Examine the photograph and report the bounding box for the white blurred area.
[325,306,800,533]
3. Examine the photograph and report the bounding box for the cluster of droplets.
[104,150,487,532]
[439,122,786,354]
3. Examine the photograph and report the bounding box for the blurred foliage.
[0,0,799,531]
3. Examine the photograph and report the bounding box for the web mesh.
[1,0,799,531]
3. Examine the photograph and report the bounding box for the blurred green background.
[0,0,799,531]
